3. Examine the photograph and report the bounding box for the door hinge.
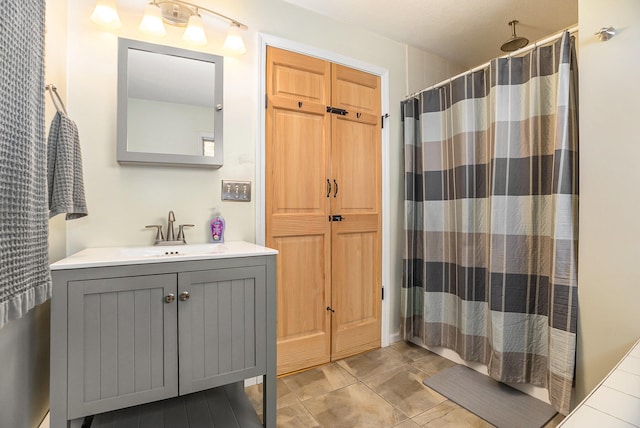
[381,113,389,128]
[329,215,344,222]
[382,287,384,300]
[327,106,349,116]
[265,94,268,109]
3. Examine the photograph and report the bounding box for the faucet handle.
[145,225,165,243]
[177,224,194,242]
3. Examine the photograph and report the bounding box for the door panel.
[269,106,327,213]
[268,47,330,104]
[330,64,382,360]
[273,235,331,373]
[332,63,381,115]
[331,229,381,360]
[266,46,332,375]
[332,115,380,213]
[266,48,382,374]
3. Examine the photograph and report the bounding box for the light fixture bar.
[156,0,247,29]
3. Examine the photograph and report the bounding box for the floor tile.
[412,400,494,427]
[392,419,421,428]
[336,347,407,380]
[245,378,299,415]
[388,341,436,362]
[282,362,357,401]
[244,342,563,427]
[273,402,321,428]
[410,352,457,377]
[362,364,447,417]
[303,383,408,428]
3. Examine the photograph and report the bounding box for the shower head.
[501,20,529,52]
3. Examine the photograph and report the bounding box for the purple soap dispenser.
[210,208,225,243]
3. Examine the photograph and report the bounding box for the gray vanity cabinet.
[178,266,266,395]
[51,254,276,428]
[67,274,179,418]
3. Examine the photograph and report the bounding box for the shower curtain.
[401,32,578,414]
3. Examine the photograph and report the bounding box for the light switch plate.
[221,180,251,202]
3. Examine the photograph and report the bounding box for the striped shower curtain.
[401,32,578,414]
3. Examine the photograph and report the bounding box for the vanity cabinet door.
[178,266,267,395]
[67,274,179,419]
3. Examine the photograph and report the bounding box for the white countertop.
[50,241,278,270]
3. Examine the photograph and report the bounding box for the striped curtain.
[401,32,578,414]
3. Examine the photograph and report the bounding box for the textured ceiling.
[282,0,578,68]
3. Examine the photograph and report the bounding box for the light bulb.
[183,14,207,46]
[91,0,122,30]
[139,3,167,37]
[224,23,246,55]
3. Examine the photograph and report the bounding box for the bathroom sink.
[118,243,228,258]
[50,241,278,270]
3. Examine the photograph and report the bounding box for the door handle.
[165,293,176,303]
[326,179,331,198]
[179,291,190,301]
[333,179,338,198]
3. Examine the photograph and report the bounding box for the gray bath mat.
[423,365,557,428]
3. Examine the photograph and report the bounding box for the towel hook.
[595,27,616,41]
[46,84,67,115]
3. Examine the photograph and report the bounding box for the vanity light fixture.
[139,2,167,37]
[91,0,122,30]
[223,22,246,54]
[92,0,248,54]
[182,12,207,46]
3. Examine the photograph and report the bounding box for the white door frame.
[256,33,391,347]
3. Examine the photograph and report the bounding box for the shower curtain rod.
[406,24,579,99]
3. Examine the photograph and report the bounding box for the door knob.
[165,293,176,303]
[180,291,190,301]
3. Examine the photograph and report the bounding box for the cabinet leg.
[262,373,276,427]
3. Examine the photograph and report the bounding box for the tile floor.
[246,341,566,428]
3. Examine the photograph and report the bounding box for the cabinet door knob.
[180,291,190,301]
[165,293,176,303]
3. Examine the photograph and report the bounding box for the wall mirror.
[117,38,223,167]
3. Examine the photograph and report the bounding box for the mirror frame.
[117,38,224,167]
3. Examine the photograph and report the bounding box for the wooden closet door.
[265,47,332,375]
[330,64,382,360]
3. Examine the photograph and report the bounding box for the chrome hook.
[595,27,616,41]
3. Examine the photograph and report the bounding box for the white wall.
[406,44,465,95]
[576,0,640,402]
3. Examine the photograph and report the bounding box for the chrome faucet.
[146,211,194,245]
[166,210,176,241]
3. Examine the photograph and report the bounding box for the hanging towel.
[47,111,88,220]
[0,0,51,329]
